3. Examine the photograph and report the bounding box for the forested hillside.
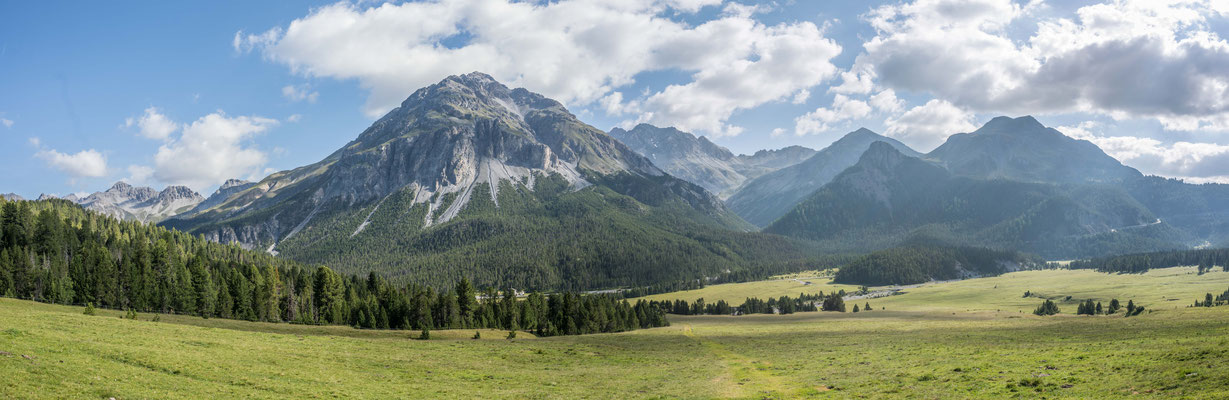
[833,246,1044,285]
[0,198,667,336]
[1068,248,1229,274]
[765,142,1185,259]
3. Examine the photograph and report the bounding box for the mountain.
[726,128,920,227]
[71,182,203,223]
[1,193,24,201]
[608,124,813,197]
[764,142,1183,259]
[927,116,1142,184]
[925,115,1229,247]
[175,179,257,218]
[163,72,808,290]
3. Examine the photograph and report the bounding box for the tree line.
[649,291,865,315]
[1068,248,1229,274]
[1193,286,1229,308]
[0,198,667,336]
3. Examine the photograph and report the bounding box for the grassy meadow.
[3,267,1229,398]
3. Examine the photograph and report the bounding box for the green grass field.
[642,266,1229,314]
[4,267,1229,398]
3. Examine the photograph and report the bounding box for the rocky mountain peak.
[221,179,251,189]
[157,185,203,202]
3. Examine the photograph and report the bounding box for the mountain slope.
[765,142,1183,259]
[726,128,920,227]
[927,116,1142,184]
[608,124,813,197]
[164,72,807,290]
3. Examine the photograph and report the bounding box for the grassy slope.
[4,267,1229,398]
[642,266,1229,313]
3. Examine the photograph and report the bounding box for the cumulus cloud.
[153,112,277,191]
[282,84,319,103]
[125,107,179,140]
[884,99,977,150]
[1058,121,1229,183]
[1,118,12,128]
[793,89,903,136]
[36,148,108,178]
[794,94,872,136]
[238,0,841,137]
[854,0,1229,130]
[124,165,155,186]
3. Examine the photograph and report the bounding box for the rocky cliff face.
[609,124,814,198]
[164,72,744,251]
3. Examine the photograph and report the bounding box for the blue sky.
[3,0,1229,198]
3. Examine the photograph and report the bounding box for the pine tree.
[853,304,860,313]
[1033,299,1060,316]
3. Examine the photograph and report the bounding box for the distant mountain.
[174,178,256,219]
[765,142,1183,259]
[925,115,1229,247]
[70,182,203,223]
[163,72,808,290]
[1,193,24,201]
[726,128,919,227]
[927,116,1142,184]
[609,124,814,197]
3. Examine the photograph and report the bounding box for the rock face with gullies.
[69,182,203,223]
[726,128,920,227]
[163,72,750,255]
[609,124,814,198]
[0,193,23,201]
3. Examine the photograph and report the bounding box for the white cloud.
[286,114,302,123]
[854,0,1229,131]
[125,107,179,140]
[124,165,155,186]
[282,84,319,103]
[791,89,811,105]
[869,89,904,114]
[884,99,977,151]
[1057,121,1229,182]
[152,111,278,191]
[1,118,12,128]
[240,0,841,137]
[36,148,108,178]
[794,94,872,136]
[27,137,40,147]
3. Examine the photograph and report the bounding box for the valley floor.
[3,268,1229,398]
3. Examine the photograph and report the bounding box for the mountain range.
[17,74,1229,288]
[31,182,203,223]
[161,72,808,290]
[724,128,920,227]
[608,124,814,197]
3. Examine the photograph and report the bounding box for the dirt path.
[681,324,793,398]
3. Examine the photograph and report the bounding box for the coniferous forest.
[1068,248,1229,274]
[0,198,667,336]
